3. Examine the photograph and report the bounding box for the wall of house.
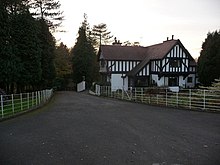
[108,60,140,72]
[111,74,128,91]
[179,76,185,88]
[151,74,164,86]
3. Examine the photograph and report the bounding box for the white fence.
[95,86,220,112]
[0,89,53,119]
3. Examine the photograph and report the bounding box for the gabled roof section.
[127,40,179,76]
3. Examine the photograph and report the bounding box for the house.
[98,37,197,91]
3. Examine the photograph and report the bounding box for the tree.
[29,0,64,31]
[0,0,58,92]
[37,19,56,89]
[11,9,42,91]
[198,30,220,86]
[54,42,72,90]
[55,42,71,77]
[91,23,113,47]
[71,16,99,87]
[0,0,41,92]
[0,0,20,92]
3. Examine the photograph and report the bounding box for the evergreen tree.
[11,10,42,91]
[91,23,113,47]
[71,16,99,87]
[0,0,58,92]
[30,0,64,31]
[0,0,38,92]
[54,42,72,90]
[198,30,220,86]
[0,1,20,91]
[55,42,71,77]
[37,19,56,89]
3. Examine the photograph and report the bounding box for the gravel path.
[0,91,219,165]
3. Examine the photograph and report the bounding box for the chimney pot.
[172,35,174,40]
[167,37,169,41]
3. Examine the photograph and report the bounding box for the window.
[168,77,178,86]
[169,59,180,67]
[187,77,193,83]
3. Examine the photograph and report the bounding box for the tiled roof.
[128,40,179,76]
[100,40,179,61]
[99,45,148,61]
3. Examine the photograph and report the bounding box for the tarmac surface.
[0,91,220,165]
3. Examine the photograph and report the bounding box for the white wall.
[151,74,164,86]
[179,76,185,88]
[111,74,128,91]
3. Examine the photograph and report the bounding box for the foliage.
[11,10,42,88]
[200,78,220,90]
[37,19,56,89]
[0,0,58,93]
[198,30,220,86]
[91,23,113,48]
[54,42,72,77]
[54,42,72,90]
[71,16,99,87]
[29,0,64,31]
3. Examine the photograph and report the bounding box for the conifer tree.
[91,23,113,47]
[198,30,220,86]
[30,0,64,31]
[71,15,99,87]
[11,10,42,91]
[37,19,56,89]
[0,1,21,91]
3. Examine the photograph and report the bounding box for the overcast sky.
[54,0,220,59]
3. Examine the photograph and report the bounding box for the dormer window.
[169,59,180,67]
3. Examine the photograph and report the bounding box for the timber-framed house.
[98,38,197,91]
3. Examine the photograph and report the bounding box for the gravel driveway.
[0,91,219,165]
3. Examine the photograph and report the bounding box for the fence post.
[27,93,30,109]
[135,88,137,101]
[1,95,4,118]
[141,88,143,102]
[189,89,191,109]
[203,90,206,110]
[36,92,38,106]
[157,94,158,104]
[32,92,34,106]
[166,88,168,106]
[38,91,40,105]
[11,94,14,114]
[176,92,178,107]
[122,87,124,100]
[20,93,23,111]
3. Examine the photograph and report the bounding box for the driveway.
[0,91,219,165]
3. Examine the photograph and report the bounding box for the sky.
[54,0,220,59]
